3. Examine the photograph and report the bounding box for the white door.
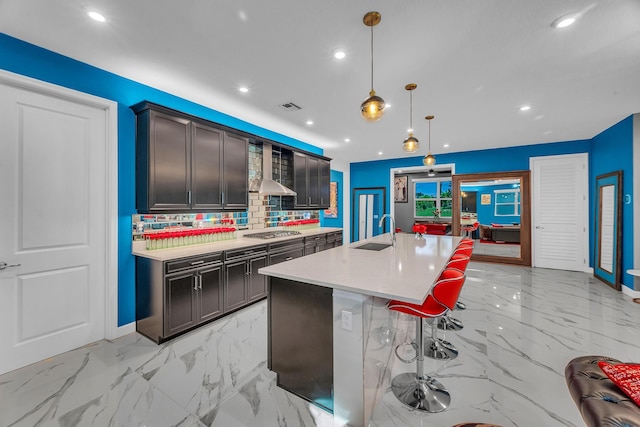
[530,153,589,272]
[0,79,108,374]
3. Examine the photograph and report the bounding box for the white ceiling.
[2,0,639,164]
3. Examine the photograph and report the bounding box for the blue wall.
[461,183,521,226]
[0,34,323,326]
[320,169,344,229]
[591,116,634,287]
[351,130,635,290]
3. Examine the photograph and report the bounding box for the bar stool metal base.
[437,315,464,331]
[456,301,467,310]
[424,337,459,360]
[390,372,450,412]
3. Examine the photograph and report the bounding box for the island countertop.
[259,233,461,304]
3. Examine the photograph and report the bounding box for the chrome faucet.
[379,214,396,247]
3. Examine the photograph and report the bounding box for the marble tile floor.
[1,262,639,427]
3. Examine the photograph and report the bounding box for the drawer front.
[224,244,268,261]
[165,253,223,274]
[305,235,327,245]
[269,247,305,266]
[268,237,304,253]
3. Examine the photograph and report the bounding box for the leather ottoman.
[565,356,640,427]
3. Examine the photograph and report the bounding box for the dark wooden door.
[224,260,248,312]
[148,111,190,211]
[247,256,268,301]
[191,122,223,210]
[307,156,320,207]
[293,152,308,207]
[319,160,330,208]
[223,132,248,209]
[164,271,197,336]
[197,264,224,323]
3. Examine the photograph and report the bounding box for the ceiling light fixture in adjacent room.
[360,11,385,122]
[423,115,436,167]
[334,50,346,59]
[551,13,578,28]
[402,83,419,153]
[87,11,106,22]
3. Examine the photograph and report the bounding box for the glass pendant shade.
[423,152,436,166]
[423,115,436,166]
[361,90,386,122]
[402,83,419,152]
[360,12,384,122]
[403,134,419,152]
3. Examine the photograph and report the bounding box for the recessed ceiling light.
[333,50,346,59]
[344,138,350,143]
[306,120,314,125]
[519,105,531,111]
[378,151,383,156]
[87,11,106,22]
[238,86,249,93]
[551,13,577,29]
[443,144,450,148]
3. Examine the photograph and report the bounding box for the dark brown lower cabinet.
[137,253,223,343]
[136,232,342,344]
[224,245,268,313]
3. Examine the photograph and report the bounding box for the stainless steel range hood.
[249,143,297,196]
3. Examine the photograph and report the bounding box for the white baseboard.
[622,286,640,300]
[112,322,136,339]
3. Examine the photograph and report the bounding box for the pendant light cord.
[409,90,413,131]
[428,119,431,151]
[370,24,374,92]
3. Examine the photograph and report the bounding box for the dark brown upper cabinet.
[133,102,248,213]
[293,152,331,209]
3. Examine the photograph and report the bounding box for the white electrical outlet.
[341,310,353,331]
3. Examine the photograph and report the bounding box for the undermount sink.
[353,242,393,251]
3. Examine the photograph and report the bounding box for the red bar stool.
[458,237,474,247]
[461,221,479,238]
[387,268,465,412]
[451,243,473,310]
[437,253,471,331]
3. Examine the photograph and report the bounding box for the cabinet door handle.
[188,190,192,204]
[190,260,205,266]
[308,197,311,205]
[221,192,225,205]
[285,257,293,261]
[194,276,198,291]
[198,275,202,290]
[245,263,250,276]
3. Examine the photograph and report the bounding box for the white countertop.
[259,233,462,304]
[132,227,342,261]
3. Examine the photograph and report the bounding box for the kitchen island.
[259,232,461,426]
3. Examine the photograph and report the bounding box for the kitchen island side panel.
[268,277,334,412]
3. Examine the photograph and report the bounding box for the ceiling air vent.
[279,102,302,111]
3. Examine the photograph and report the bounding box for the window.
[494,189,520,216]
[414,179,452,218]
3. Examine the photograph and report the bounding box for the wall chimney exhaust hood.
[249,143,297,197]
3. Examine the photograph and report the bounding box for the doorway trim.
[0,70,120,340]
[352,187,386,242]
[389,163,456,218]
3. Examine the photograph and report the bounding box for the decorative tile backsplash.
[132,193,318,239]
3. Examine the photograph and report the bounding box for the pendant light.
[402,83,419,152]
[360,11,385,122]
[423,115,436,166]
